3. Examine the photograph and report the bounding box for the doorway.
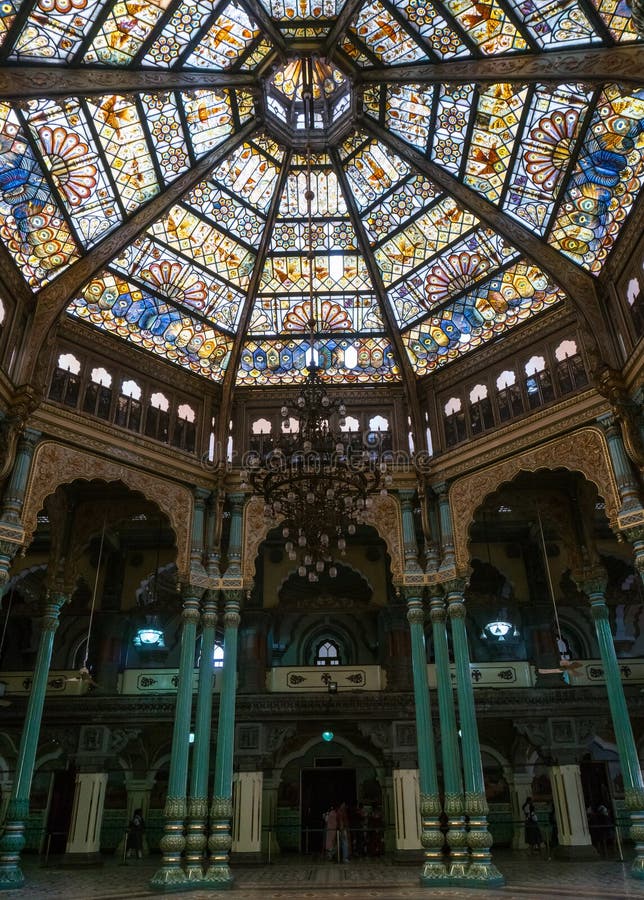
[301,767,356,855]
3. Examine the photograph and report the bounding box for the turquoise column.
[598,414,642,512]
[446,580,504,887]
[580,567,644,879]
[223,494,244,579]
[429,594,467,880]
[0,429,40,589]
[405,593,447,882]
[399,490,423,573]
[435,483,456,570]
[205,591,241,888]
[0,590,66,890]
[150,586,200,891]
[185,591,218,883]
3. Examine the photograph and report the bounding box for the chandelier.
[243,356,389,580]
[241,117,390,580]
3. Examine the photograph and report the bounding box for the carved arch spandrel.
[22,441,192,575]
[449,427,620,570]
[241,492,404,583]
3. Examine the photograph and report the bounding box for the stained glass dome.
[0,0,642,387]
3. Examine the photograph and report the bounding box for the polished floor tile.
[4,850,644,900]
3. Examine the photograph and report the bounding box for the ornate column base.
[203,797,234,890]
[444,794,468,881]
[626,790,644,879]
[419,794,449,883]
[461,794,504,888]
[149,798,188,891]
[0,803,28,891]
[184,798,209,884]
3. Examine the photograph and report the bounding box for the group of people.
[522,796,615,856]
[323,802,384,861]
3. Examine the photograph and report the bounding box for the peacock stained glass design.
[0,0,640,385]
[403,261,565,374]
[0,101,78,287]
[549,85,644,273]
[68,269,233,380]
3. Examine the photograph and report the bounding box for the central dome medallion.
[265,55,352,138]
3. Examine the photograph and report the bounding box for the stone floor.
[4,851,644,900]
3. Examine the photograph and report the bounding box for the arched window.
[83,366,112,420]
[250,416,273,457]
[468,383,494,435]
[626,275,643,335]
[145,392,170,443]
[524,355,554,410]
[554,339,588,394]
[444,396,466,447]
[496,369,523,422]
[115,379,142,431]
[213,643,224,668]
[315,640,340,666]
[369,413,392,452]
[172,403,196,453]
[49,352,81,407]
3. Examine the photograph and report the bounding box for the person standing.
[522,797,542,852]
[127,807,145,859]
[337,801,350,862]
[323,804,338,860]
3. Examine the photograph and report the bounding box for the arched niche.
[22,441,192,576]
[449,427,619,571]
[242,492,404,585]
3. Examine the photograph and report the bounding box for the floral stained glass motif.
[240,37,273,70]
[86,96,159,212]
[212,142,282,213]
[180,90,239,159]
[260,0,338,17]
[350,0,429,64]
[442,0,528,54]
[363,175,440,244]
[503,83,592,234]
[150,204,255,286]
[549,86,644,274]
[387,227,518,328]
[68,270,233,380]
[249,293,383,334]
[0,1,23,50]
[464,84,529,203]
[84,0,173,65]
[389,0,469,58]
[506,0,598,48]
[11,0,109,62]
[402,261,564,374]
[374,197,478,289]
[140,93,190,184]
[0,102,78,287]
[143,0,214,66]
[112,237,245,331]
[185,182,265,249]
[343,139,410,210]
[25,97,121,247]
[431,84,475,175]
[237,335,400,385]
[591,0,640,41]
[382,85,435,153]
[185,5,260,69]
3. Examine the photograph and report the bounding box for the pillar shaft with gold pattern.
[223,494,244,579]
[446,580,504,887]
[0,590,66,890]
[0,429,39,589]
[205,591,241,888]
[399,490,422,574]
[435,483,456,570]
[150,585,200,891]
[430,593,467,879]
[405,592,447,882]
[578,566,644,879]
[185,591,218,883]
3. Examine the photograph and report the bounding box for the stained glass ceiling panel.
[0,0,640,387]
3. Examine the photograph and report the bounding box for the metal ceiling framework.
[0,0,640,415]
